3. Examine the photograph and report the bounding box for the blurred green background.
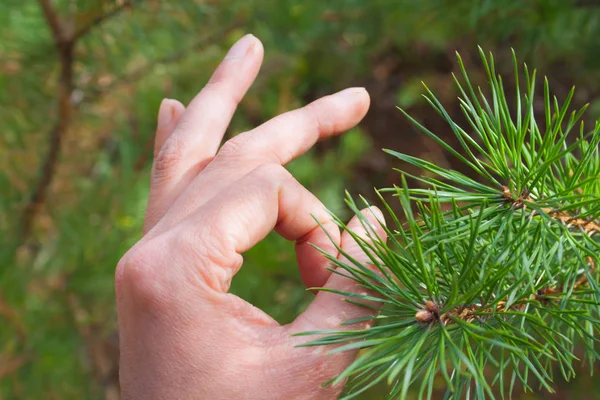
[2,0,600,399]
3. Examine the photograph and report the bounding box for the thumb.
[292,206,388,332]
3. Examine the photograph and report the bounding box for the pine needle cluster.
[297,49,600,399]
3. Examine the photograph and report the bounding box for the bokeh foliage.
[2,0,600,398]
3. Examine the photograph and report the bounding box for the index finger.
[173,164,342,293]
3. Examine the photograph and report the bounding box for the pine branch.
[21,0,141,240]
[300,49,600,399]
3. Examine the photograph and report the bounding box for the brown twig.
[73,1,133,42]
[415,255,597,326]
[500,185,599,236]
[38,0,66,44]
[21,1,76,240]
[547,210,600,237]
[415,298,529,326]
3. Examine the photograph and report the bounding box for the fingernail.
[368,206,384,221]
[225,34,256,60]
[157,98,174,128]
[364,206,385,230]
[337,87,367,97]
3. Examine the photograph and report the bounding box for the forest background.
[2,0,600,398]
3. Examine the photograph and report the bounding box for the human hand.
[116,34,387,399]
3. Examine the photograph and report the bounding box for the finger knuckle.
[154,134,184,176]
[250,163,290,183]
[115,241,168,310]
[306,101,335,136]
[175,226,242,293]
[219,135,248,159]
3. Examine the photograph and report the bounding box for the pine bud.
[415,309,434,323]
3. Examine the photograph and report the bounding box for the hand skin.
[116,34,387,400]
